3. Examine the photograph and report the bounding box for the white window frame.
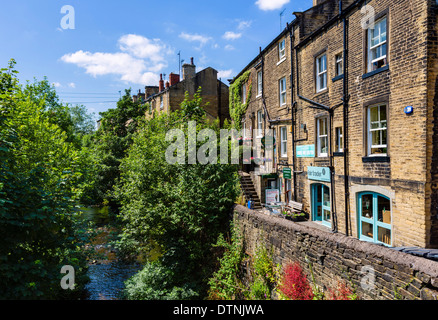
[257,110,263,138]
[335,53,343,77]
[367,17,387,73]
[279,39,286,61]
[336,127,343,152]
[367,104,388,156]
[316,54,327,93]
[243,121,247,140]
[160,95,164,109]
[279,77,287,107]
[257,71,263,97]
[280,126,288,158]
[317,117,329,157]
[242,83,247,104]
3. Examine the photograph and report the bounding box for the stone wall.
[233,205,438,300]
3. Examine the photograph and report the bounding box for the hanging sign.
[307,166,331,182]
[283,168,292,180]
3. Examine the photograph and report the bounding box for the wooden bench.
[284,201,303,214]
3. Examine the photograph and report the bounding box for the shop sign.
[307,166,331,182]
[283,168,292,180]
[297,145,315,158]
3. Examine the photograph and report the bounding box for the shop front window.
[358,192,392,246]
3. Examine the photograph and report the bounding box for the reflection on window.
[367,17,387,72]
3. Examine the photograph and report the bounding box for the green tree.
[0,60,89,299]
[118,91,240,299]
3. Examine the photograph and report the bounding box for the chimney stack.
[169,72,180,86]
[182,57,196,80]
[159,74,164,92]
[165,81,170,89]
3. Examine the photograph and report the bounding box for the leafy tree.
[117,91,240,299]
[80,89,147,206]
[0,60,89,299]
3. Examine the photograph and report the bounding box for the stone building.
[232,0,438,249]
[134,57,230,125]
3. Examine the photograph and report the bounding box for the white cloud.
[179,32,212,48]
[218,69,234,79]
[255,0,290,11]
[52,82,62,88]
[68,82,76,88]
[224,44,235,51]
[237,20,252,30]
[60,34,171,85]
[223,31,242,41]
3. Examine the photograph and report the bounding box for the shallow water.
[85,261,141,300]
[78,206,142,300]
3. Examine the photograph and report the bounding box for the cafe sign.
[307,166,331,182]
[296,145,315,158]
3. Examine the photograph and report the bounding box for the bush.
[279,262,314,300]
[124,261,198,300]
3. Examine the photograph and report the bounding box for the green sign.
[297,145,315,158]
[307,166,331,182]
[283,168,292,180]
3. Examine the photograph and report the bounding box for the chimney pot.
[159,74,165,92]
[190,57,194,65]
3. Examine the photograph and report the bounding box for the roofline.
[230,19,298,84]
[294,0,366,50]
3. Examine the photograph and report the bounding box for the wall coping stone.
[234,205,438,282]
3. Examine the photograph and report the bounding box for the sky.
[0,0,314,117]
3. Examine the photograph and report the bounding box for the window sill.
[332,74,344,82]
[362,65,389,80]
[256,94,263,99]
[277,58,287,66]
[362,156,390,163]
[314,88,328,97]
[315,157,329,161]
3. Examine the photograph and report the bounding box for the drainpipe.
[288,22,298,202]
[342,1,351,236]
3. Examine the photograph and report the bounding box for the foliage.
[208,222,246,300]
[278,262,314,300]
[79,89,148,206]
[0,59,89,299]
[248,243,278,300]
[124,261,198,300]
[118,91,240,299]
[229,70,252,130]
[328,281,357,300]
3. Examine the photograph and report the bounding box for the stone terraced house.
[233,0,438,249]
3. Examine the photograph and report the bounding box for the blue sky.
[0,0,313,116]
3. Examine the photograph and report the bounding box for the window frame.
[279,39,286,61]
[257,110,263,138]
[280,126,288,158]
[366,16,388,73]
[160,95,164,109]
[335,127,343,153]
[366,103,388,157]
[257,71,263,97]
[357,192,392,247]
[279,77,287,107]
[316,116,329,158]
[335,53,343,77]
[242,83,247,105]
[316,53,328,93]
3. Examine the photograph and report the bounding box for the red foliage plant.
[279,262,314,300]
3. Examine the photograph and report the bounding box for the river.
[78,206,142,300]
